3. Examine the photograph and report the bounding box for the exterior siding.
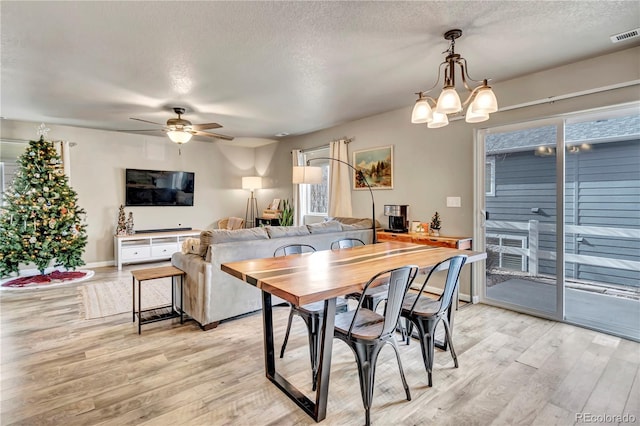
[486,138,640,288]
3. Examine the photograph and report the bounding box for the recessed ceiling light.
[275,132,290,137]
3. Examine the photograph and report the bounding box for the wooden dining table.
[221,241,486,422]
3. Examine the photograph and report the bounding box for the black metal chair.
[333,265,418,426]
[400,255,467,387]
[331,238,389,312]
[330,237,365,250]
[274,244,349,390]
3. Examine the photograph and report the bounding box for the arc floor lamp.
[293,157,377,244]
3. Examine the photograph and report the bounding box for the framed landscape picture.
[352,145,393,190]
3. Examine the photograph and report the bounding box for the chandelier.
[411,29,498,128]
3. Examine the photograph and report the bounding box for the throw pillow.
[199,231,214,257]
[307,221,342,234]
[181,237,201,255]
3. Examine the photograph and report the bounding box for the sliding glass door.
[482,121,562,319]
[478,105,640,341]
[563,111,640,339]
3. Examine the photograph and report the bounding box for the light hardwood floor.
[1,263,639,426]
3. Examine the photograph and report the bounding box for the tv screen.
[125,169,195,206]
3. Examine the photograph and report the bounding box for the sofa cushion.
[326,216,381,229]
[265,225,310,239]
[210,227,269,244]
[307,221,342,234]
[341,219,374,230]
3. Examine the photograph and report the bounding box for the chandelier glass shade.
[411,29,498,128]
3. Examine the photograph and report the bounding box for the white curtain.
[291,149,304,226]
[328,139,353,217]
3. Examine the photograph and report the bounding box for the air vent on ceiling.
[610,28,639,43]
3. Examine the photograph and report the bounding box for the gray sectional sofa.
[171,219,374,330]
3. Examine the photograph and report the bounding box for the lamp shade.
[472,87,498,113]
[167,130,193,144]
[435,87,462,114]
[465,103,490,123]
[242,176,263,190]
[411,98,433,124]
[427,111,449,128]
[292,166,322,184]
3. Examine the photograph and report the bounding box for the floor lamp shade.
[292,166,322,184]
[242,176,263,190]
[294,159,377,244]
[243,176,262,228]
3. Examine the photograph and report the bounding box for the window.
[485,156,495,196]
[300,147,330,222]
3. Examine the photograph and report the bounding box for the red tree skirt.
[2,270,87,288]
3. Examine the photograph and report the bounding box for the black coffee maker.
[384,204,409,233]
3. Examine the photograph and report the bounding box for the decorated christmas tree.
[0,128,88,277]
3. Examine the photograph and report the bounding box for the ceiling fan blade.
[118,128,164,132]
[192,130,234,141]
[192,122,222,130]
[130,117,165,126]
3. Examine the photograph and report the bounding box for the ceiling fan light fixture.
[167,130,193,144]
[411,29,497,128]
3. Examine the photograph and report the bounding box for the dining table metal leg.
[261,291,335,422]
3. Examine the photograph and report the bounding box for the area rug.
[80,278,172,320]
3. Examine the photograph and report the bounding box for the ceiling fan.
[128,107,234,143]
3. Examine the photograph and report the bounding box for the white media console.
[114,229,201,271]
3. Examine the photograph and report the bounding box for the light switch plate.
[447,196,461,207]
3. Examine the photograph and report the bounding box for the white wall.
[0,121,271,266]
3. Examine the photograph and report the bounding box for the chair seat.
[334,308,385,340]
[295,297,348,315]
[402,292,441,316]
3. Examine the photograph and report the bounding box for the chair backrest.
[331,238,365,250]
[408,255,467,316]
[218,217,245,230]
[273,244,317,257]
[347,265,418,339]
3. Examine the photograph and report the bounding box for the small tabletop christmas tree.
[0,128,88,277]
[430,211,442,235]
[116,205,127,236]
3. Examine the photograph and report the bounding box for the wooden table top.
[221,241,486,306]
[131,265,186,282]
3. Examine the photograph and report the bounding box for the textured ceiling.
[1,1,638,144]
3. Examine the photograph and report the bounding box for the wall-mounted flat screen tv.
[125,169,195,206]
